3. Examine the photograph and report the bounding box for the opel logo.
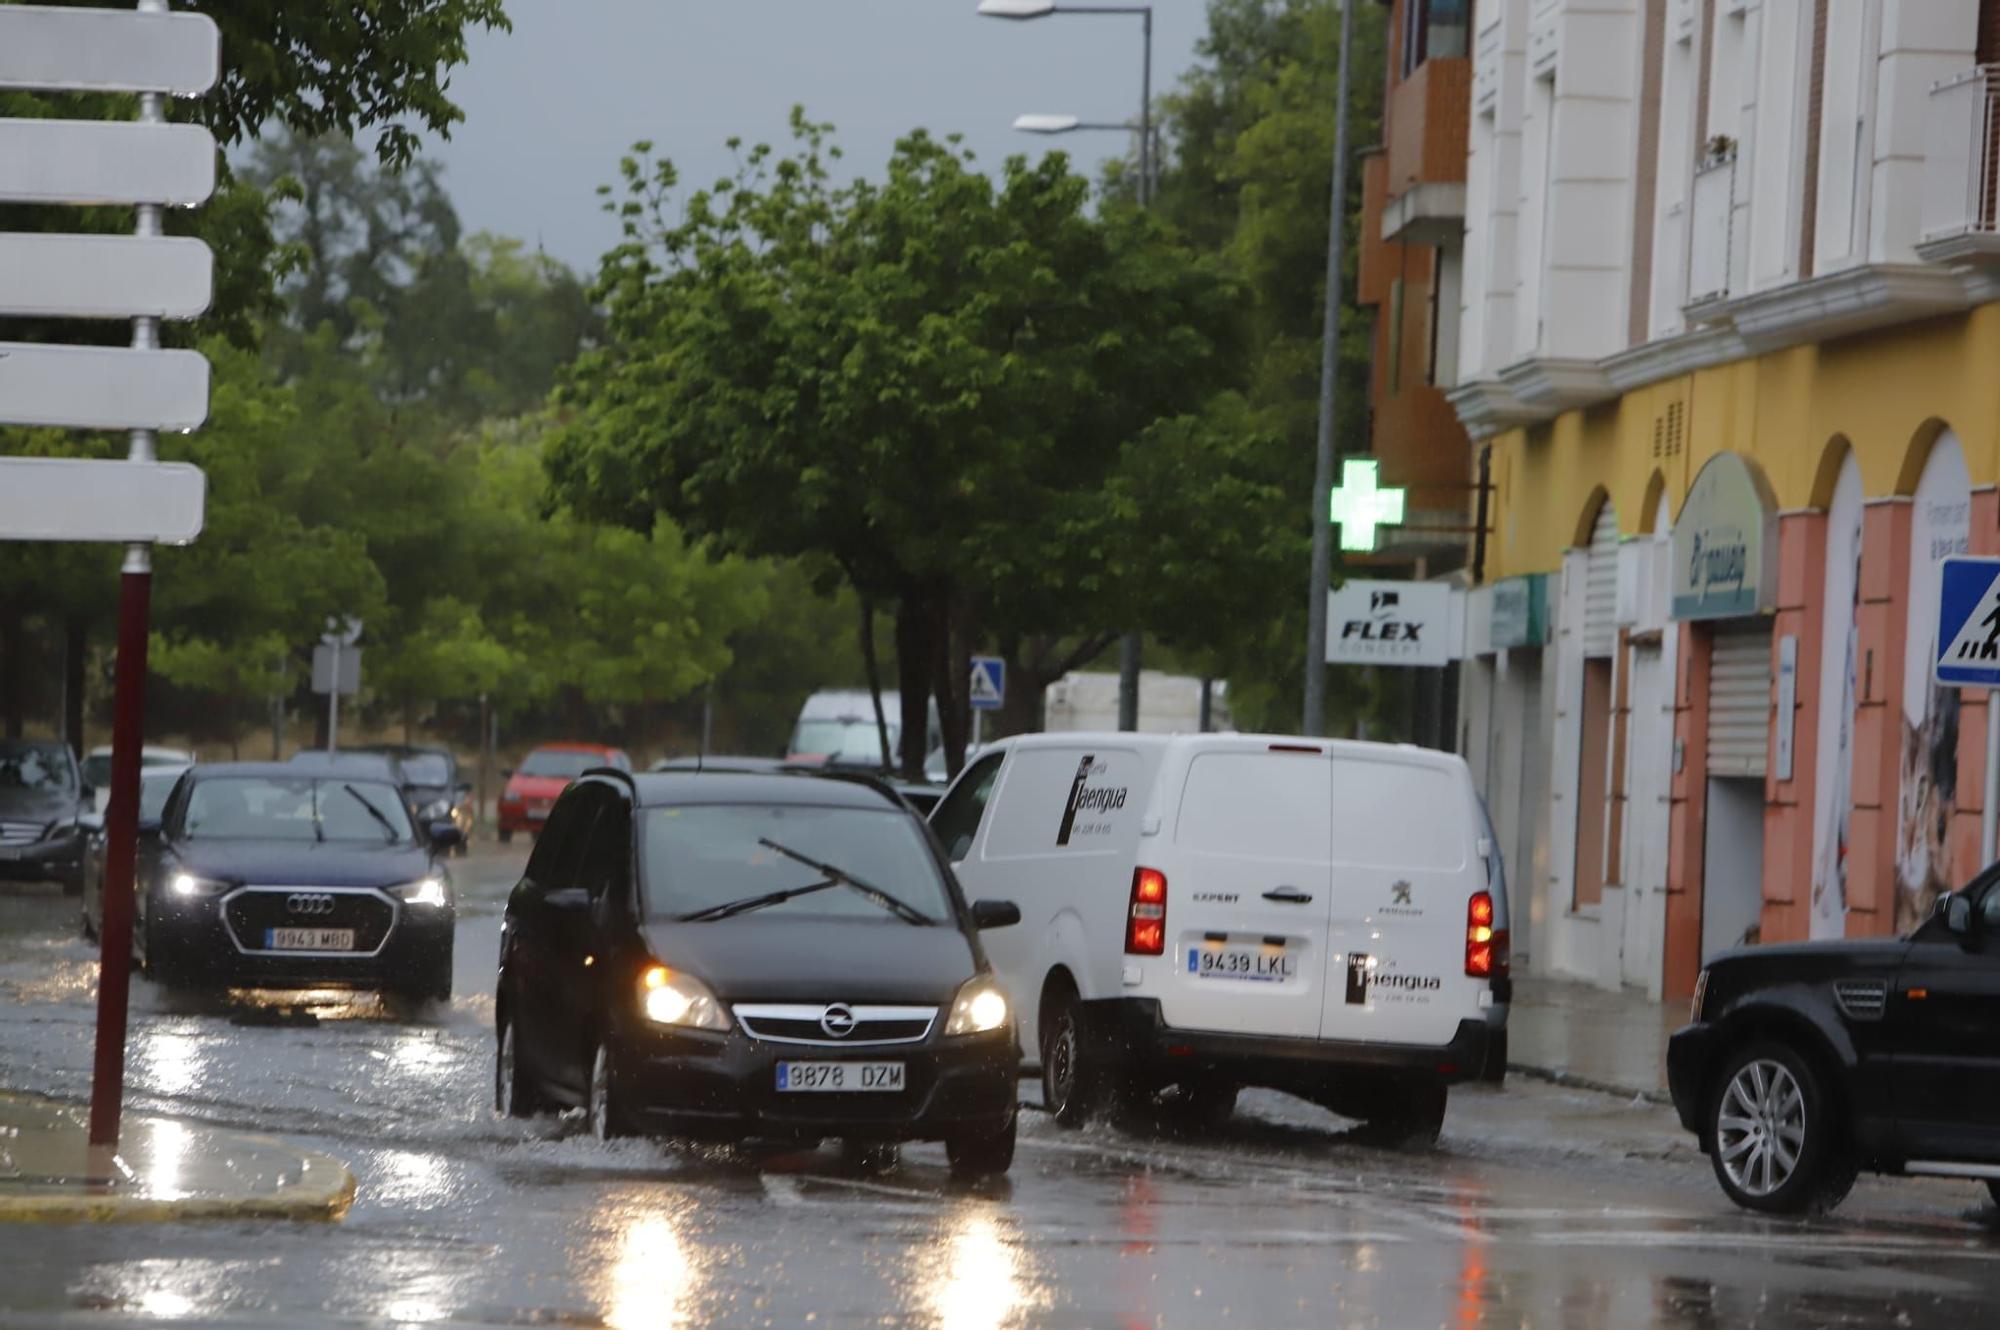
[286,892,336,917]
[819,1004,857,1039]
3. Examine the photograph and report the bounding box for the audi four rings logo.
[285,893,336,916]
[819,1004,857,1039]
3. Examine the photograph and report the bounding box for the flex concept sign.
[1325,580,1454,667]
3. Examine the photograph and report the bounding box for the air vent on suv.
[1833,979,1887,1021]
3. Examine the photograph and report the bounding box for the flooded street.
[3,845,1998,1328]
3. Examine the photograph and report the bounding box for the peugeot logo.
[286,892,336,917]
[819,1004,857,1039]
[1391,880,1414,907]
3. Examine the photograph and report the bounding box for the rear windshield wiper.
[751,838,935,926]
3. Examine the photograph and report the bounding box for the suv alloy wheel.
[1708,1041,1856,1215]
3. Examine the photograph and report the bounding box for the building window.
[1402,0,1470,77]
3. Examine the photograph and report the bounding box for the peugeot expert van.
[929,733,1510,1143]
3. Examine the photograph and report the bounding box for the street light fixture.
[985,0,1155,732]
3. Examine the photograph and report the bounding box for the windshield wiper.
[678,877,846,923]
[337,784,402,844]
[750,838,935,925]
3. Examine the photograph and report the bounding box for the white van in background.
[1042,670,1232,734]
[787,689,939,769]
[929,732,1509,1143]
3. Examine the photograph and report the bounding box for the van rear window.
[1174,754,1332,863]
[1329,762,1467,871]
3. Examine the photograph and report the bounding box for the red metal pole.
[88,555,150,1148]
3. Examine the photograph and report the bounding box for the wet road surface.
[2,845,1998,1328]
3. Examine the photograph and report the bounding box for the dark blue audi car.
[134,763,461,1002]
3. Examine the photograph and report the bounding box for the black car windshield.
[397,753,452,785]
[180,777,416,843]
[521,750,600,779]
[0,743,73,793]
[641,804,952,923]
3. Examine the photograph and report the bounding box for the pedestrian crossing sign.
[1936,556,2000,688]
[969,656,1005,711]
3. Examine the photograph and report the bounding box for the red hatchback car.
[498,744,631,843]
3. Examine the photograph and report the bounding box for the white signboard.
[0,120,215,206]
[0,234,212,320]
[0,458,204,543]
[311,644,363,697]
[0,343,210,431]
[1325,581,1455,667]
[0,6,220,95]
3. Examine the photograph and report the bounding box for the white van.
[929,732,1509,1142]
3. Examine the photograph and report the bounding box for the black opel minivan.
[494,770,1021,1177]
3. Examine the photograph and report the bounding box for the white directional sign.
[0,458,205,543]
[0,5,220,95]
[0,234,212,320]
[0,343,210,432]
[0,121,215,206]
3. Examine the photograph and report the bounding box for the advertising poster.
[1897,436,1971,932]
[1810,454,1862,940]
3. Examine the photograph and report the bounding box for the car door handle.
[1263,887,1315,904]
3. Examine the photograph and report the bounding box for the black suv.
[494,770,1021,1177]
[0,740,89,894]
[1669,870,2000,1215]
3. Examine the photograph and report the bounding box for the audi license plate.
[776,1061,904,1093]
[1189,943,1296,983]
[265,927,355,951]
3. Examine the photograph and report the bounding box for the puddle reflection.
[600,1199,704,1330]
[923,1209,1041,1330]
[136,1027,206,1099]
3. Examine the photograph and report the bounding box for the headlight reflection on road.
[925,1210,1040,1330]
[602,1201,703,1330]
[138,1028,206,1099]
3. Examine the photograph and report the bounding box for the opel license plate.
[265,927,355,951]
[776,1061,904,1093]
[1189,944,1295,983]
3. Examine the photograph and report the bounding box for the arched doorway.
[1898,431,1971,931]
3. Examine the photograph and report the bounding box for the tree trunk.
[931,587,970,780]
[858,593,892,770]
[63,615,87,758]
[2,607,25,740]
[892,596,931,781]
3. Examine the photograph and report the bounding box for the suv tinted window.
[931,752,1003,862]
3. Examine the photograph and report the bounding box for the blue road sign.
[969,656,1005,712]
[1935,556,2000,688]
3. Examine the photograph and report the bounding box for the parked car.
[930,732,1510,1143]
[498,744,630,843]
[356,745,475,852]
[788,690,938,771]
[80,745,196,815]
[0,739,90,894]
[80,764,192,941]
[494,769,1021,1176]
[133,763,461,1001]
[1668,872,2000,1216]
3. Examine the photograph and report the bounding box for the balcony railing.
[1921,65,2000,249]
[1686,146,1737,306]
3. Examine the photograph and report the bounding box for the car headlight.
[394,876,450,908]
[168,871,226,898]
[639,965,728,1031]
[420,799,451,820]
[944,977,1010,1037]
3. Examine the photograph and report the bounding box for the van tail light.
[1466,891,1509,979]
[1126,867,1167,956]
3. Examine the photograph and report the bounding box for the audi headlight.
[394,876,450,908]
[944,977,1010,1037]
[420,798,452,821]
[168,872,226,898]
[639,965,728,1031]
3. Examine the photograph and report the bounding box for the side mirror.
[969,899,1021,931]
[136,818,163,839]
[1945,894,1975,936]
[78,783,96,804]
[78,812,104,834]
[455,782,473,798]
[428,820,465,849]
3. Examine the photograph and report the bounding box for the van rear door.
[1152,745,1332,1039]
[1317,754,1478,1047]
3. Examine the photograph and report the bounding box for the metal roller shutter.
[1583,502,1619,658]
[1708,623,1773,778]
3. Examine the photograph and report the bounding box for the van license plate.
[776,1061,905,1093]
[1189,946,1295,983]
[265,927,355,951]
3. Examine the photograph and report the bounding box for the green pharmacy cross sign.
[1328,459,1406,552]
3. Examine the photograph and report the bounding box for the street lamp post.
[986,0,1154,729]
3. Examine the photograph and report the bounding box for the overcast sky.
[420,0,1212,275]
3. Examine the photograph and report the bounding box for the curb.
[1507,1062,1673,1107]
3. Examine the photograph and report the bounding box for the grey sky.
[421,0,1212,275]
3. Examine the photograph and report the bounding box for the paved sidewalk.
[0,1094,354,1223]
[1506,977,1683,1102]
